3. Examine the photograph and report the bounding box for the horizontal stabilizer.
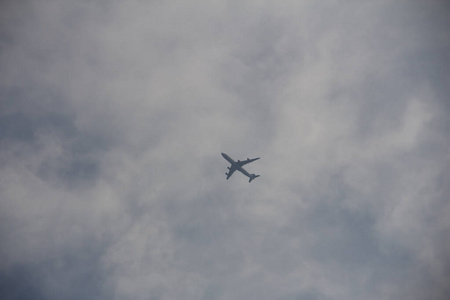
[249,174,260,183]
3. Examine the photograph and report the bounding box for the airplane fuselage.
[221,153,252,177]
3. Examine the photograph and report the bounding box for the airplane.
[221,153,260,183]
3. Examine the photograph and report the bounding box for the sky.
[0,0,449,299]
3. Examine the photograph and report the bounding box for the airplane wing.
[236,157,260,166]
[226,165,236,180]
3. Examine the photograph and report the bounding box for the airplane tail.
[249,174,260,183]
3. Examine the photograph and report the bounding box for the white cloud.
[1,0,449,299]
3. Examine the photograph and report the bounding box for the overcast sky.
[1,1,449,299]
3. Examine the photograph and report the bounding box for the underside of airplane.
[221,152,260,183]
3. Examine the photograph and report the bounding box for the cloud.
[1,0,449,299]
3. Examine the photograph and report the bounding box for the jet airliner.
[221,153,260,182]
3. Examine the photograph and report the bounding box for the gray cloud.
[1,0,449,299]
